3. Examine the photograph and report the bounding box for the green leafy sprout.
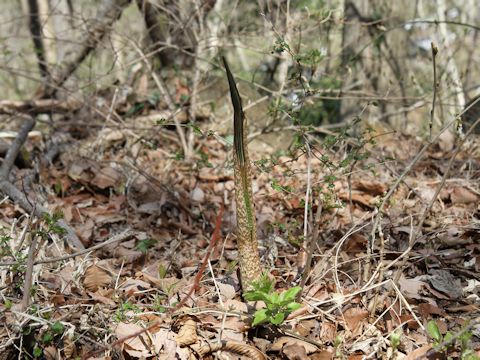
[135,238,157,253]
[426,320,480,360]
[114,301,141,322]
[243,274,302,327]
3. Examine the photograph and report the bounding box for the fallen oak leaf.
[342,307,369,332]
[83,265,112,292]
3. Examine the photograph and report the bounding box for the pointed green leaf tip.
[222,56,245,166]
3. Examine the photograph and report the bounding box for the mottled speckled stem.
[222,57,262,289]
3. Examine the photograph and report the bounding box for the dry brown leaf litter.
[0,119,479,359]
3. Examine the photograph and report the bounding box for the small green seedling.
[389,331,401,350]
[243,274,302,327]
[114,301,141,322]
[426,320,480,360]
[135,238,157,253]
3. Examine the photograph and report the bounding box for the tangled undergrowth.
[0,110,479,359]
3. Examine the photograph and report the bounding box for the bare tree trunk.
[136,0,174,66]
[340,0,371,121]
[25,0,51,82]
[437,0,465,118]
[51,0,76,64]
[37,0,57,65]
[40,0,132,98]
[136,0,212,68]
[340,0,412,129]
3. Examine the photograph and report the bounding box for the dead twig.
[20,233,38,312]
[0,118,35,181]
[170,203,224,311]
[297,140,313,299]
[429,42,438,140]
[0,99,82,115]
[25,0,51,83]
[0,229,133,267]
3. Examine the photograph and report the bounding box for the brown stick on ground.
[20,234,38,312]
[0,99,81,115]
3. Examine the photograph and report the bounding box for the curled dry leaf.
[87,291,116,306]
[83,265,112,292]
[175,319,198,346]
[151,328,179,360]
[342,307,369,332]
[353,179,388,196]
[224,299,248,313]
[118,278,151,295]
[295,319,317,337]
[417,302,447,319]
[115,322,152,358]
[43,346,57,360]
[338,190,376,208]
[221,329,245,342]
[398,276,427,301]
[405,344,432,360]
[310,349,335,360]
[223,317,248,332]
[270,336,318,354]
[100,128,125,143]
[63,327,75,359]
[319,321,337,343]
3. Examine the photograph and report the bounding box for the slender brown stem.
[20,234,38,312]
[429,42,438,140]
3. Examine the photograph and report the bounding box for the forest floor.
[1,111,480,359]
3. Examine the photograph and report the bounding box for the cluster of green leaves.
[273,37,291,54]
[114,301,141,322]
[270,219,304,248]
[244,274,301,327]
[152,294,167,313]
[427,320,480,360]
[254,150,282,174]
[40,321,64,346]
[265,34,386,213]
[294,49,324,67]
[135,237,157,253]
[271,178,292,193]
[0,233,27,288]
[0,234,13,257]
[29,320,65,358]
[34,212,67,239]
